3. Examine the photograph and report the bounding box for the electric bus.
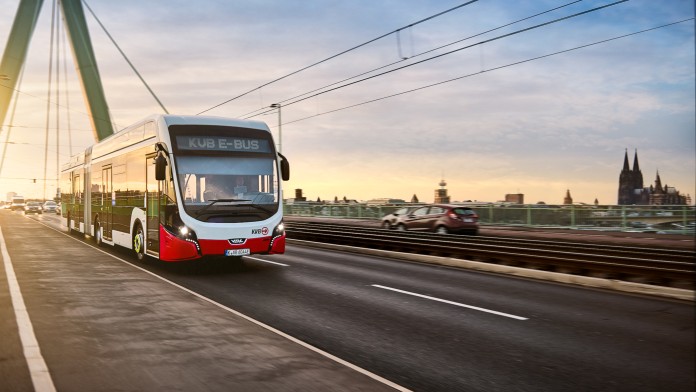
[60,114,289,262]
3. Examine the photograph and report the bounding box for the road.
[7,212,696,391]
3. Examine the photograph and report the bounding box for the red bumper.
[158,225,286,262]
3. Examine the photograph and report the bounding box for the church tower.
[618,149,644,205]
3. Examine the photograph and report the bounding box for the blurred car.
[394,204,479,235]
[10,196,26,211]
[24,201,43,215]
[55,202,62,214]
[43,200,58,213]
[381,206,416,229]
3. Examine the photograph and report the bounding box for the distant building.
[411,194,419,203]
[505,193,524,204]
[366,198,406,206]
[294,189,306,202]
[434,179,450,204]
[563,189,573,205]
[618,149,689,205]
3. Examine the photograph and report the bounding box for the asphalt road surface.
[9,212,696,391]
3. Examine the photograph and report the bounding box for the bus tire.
[133,223,145,261]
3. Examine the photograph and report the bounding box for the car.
[10,196,26,211]
[24,201,43,214]
[42,200,58,213]
[393,204,479,235]
[381,206,416,229]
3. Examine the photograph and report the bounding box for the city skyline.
[1,0,694,204]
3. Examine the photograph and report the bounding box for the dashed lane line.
[372,284,529,321]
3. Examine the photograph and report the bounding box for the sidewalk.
[0,211,401,392]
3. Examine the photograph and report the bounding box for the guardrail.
[284,203,696,234]
[285,221,695,290]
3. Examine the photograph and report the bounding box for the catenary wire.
[246,0,629,119]
[196,0,479,115]
[237,0,586,119]
[279,19,694,126]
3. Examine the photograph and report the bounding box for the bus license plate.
[225,249,250,256]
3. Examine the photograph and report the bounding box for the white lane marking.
[27,219,409,392]
[372,284,528,321]
[244,256,289,267]
[0,226,57,392]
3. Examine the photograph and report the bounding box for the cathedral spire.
[622,148,630,171]
[654,170,663,192]
[632,149,640,172]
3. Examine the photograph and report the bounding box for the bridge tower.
[0,0,114,142]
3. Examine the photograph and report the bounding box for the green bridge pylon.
[1,0,114,142]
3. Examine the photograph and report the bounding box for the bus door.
[102,167,112,240]
[71,172,81,231]
[146,156,160,256]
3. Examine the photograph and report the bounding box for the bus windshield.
[175,154,279,222]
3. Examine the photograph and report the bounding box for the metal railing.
[283,203,696,235]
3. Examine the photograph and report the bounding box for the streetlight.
[270,103,282,153]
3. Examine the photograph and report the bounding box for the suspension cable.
[0,70,24,178]
[43,0,57,200]
[82,0,169,114]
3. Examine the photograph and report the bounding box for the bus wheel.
[133,224,145,261]
[94,222,103,246]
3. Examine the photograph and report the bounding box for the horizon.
[1,0,694,204]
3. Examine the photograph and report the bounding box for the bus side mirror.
[279,153,290,181]
[155,153,167,181]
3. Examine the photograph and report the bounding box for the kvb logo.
[251,227,269,235]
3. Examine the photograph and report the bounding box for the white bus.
[60,114,289,262]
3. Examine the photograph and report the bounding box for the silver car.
[43,200,58,213]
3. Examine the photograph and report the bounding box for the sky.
[0,0,694,205]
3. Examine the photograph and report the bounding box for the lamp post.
[270,103,282,153]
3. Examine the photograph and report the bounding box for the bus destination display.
[176,136,271,153]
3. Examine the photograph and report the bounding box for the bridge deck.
[0,211,396,392]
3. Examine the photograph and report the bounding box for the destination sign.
[176,136,271,153]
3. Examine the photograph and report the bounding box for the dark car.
[24,201,43,215]
[381,206,416,229]
[394,204,479,235]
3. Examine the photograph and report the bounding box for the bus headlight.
[177,225,197,241]
[272,222,285,237]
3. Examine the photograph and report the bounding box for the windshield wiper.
[195,199,251,216]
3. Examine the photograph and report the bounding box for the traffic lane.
[144,245,694,392]
[1,212,401,392]
[268,246,695,392]
[0,232,34,392]
[30,214,696,391]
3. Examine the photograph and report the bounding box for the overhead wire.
[237,0,586,120]
[196,0,480,115]
[245,0,629,120]
[280,19,694,126]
